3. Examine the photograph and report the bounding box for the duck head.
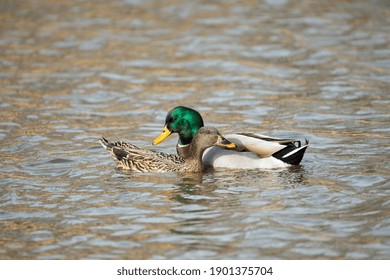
[188,126,237,158]
[153,106,204,146]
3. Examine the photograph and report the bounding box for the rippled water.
[1,0,389,259]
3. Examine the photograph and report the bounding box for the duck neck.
[176,143,191,158]
[186,141,208,171]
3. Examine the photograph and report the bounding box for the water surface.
[0,0,389,259]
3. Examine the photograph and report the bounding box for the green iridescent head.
[153,106,204,146]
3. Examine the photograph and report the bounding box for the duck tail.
[99,137,129,162]
[272,139,309,165]
[99,137,110,150]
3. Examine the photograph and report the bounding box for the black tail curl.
[272,139,309,165]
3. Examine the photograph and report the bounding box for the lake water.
[0,0,389,259]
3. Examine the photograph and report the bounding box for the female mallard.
[99,126,236,172]
[153,106,309,169]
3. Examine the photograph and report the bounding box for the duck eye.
[166,116,175,124]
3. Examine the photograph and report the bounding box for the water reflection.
[1,0,389,259]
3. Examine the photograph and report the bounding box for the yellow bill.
[153,126,172,145]
[216,135,237,149]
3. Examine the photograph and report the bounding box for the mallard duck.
[99,126,236,172]
[153,106,309,169]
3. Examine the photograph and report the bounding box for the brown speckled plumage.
[99,127,235,173]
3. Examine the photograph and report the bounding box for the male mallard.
[153,106,309,169]
[99,126,236,172]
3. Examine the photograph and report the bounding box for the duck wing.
[204,134,309,167]
[225,133,301,158]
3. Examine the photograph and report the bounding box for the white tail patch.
[282,144,309,159]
